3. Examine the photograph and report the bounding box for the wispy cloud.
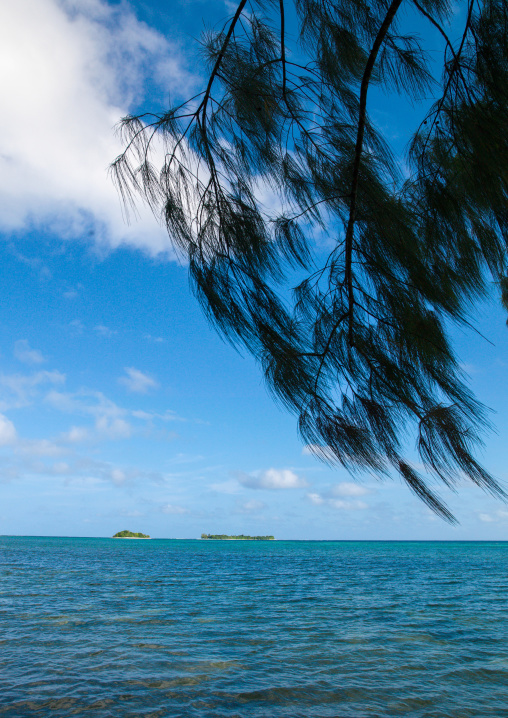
[238,468,308,490]
[478,510,508,523]
[236,499,267,513]
[302,444,336,461]
[306,482,371,510]
[329,482,370,497]
[210,479,242,495]
[14,339,46,365]
[118,367,159,394]
[0,413,17,446]
[94,325,117,337]
[161,503,189,515]
[46,387,186,443]
[0,370,65,410]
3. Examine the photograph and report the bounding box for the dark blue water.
[1,537,507,717]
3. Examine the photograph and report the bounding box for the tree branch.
[343,0,404,347]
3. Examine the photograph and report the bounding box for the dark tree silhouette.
[112,0,508,521]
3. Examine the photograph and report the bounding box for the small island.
[201,533,274,540]
[112,530,150,539]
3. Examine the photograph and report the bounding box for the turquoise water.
[1,537,508,717]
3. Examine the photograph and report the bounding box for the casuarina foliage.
[112,0,508,521]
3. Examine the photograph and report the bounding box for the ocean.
[1,537,507,717]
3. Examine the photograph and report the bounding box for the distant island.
[201,533,274,540]
[112,530,150,539]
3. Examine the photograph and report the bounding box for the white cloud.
[210,479,242,494]
[0,414,17,446]
[238,468,308,490]
[119,367,159,394]
[53,462,70,474]
[328,499,368,510]
[95,415,132,439]
[94,325,116,337]
[49,388,185,442]
[302,444,336,461]
[59,457,168,487]
[0,0,195,254]
[131,409,186,422]
[330,482,370,497]
[111,468,126,485]
[47,389,133,440]
[459,362,481,375]
[14,340,46,365]
[0,370,65,410]
[63,289,79,300]
[237,499,267,513]
[478,510,508,523]
[161,503,189,514]
[16,438,66,457]
[306,491,368,511]
[63,426,90,443]
[68,319,85,334]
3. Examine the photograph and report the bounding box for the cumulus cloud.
[14,340,46,365]
[0,0,195,254]
[118,367,159,394]
[238,468,308,490]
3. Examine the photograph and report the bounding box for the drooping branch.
[111,0,508,521]
[343,0,404,346]
[199,0,249,123]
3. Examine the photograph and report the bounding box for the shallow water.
[1,537,507,717]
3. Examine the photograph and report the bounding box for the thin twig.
[343,0,404,347]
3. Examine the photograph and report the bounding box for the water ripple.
[1,538,508,716]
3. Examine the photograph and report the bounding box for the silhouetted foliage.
[112,0,508,521]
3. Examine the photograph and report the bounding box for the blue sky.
[0,0,507,540]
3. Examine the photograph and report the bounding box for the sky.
[0,0,507,540]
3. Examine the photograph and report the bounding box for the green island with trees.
[112,530,150,539]
[201,533,274,540]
